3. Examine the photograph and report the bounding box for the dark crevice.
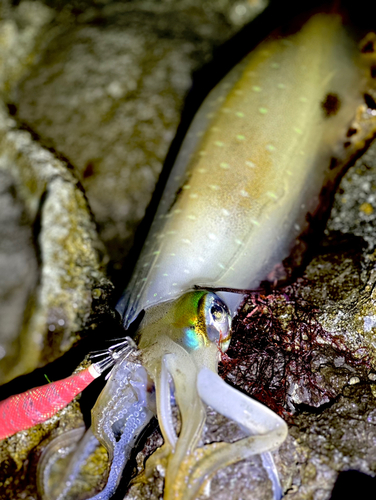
[31,188,48,268]
[346,127,357,137]
[293,393,341,415]
[364,93,376,110]
[6,103,17,116]
[321,93,341,117]
[330,470,376,499]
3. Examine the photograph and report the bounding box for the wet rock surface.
[1,1,376,500]
[0,168,38,384]
[0,103,114,384]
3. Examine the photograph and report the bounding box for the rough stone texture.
[0,168,38,383]
[0,103,114,384]
[0,0,54,97]
[286,384,376,500]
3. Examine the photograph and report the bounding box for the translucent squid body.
[90,11,376,500]
[2,8,376,500]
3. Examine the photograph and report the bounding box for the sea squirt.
[44,9,376,500]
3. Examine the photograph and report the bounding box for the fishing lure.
[2,7,376,500]
[0,345,125,441]
[0,366,101,441]
[37,344,155,500]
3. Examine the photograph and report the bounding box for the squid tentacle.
[38,427,101,500]
[88,345,155,500]
[195,367,288,500]
[157,355,177,448]
[151,353,286,500]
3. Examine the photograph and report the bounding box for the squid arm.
[135,292,287,500]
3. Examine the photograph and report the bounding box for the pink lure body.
[0,365,99,440]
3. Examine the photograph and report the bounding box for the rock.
[0,168,38,384]
[286,385,376,500]
[0,1,54,97]
[0,102,114,383]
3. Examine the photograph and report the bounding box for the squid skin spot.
[321,93,341,117]
[361,40,376,54]
[7,103,17,115]
[344,141,351,148]
[83,162,94,179]
[364,93,376,110]
[329,157,338,170]
[371,66,376,79]
[347,127,357,137]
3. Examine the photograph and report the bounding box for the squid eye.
[210,303,225,321]
[204,294,232,351]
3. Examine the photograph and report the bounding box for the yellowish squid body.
[100,11,376,500]
[38,9,376,500]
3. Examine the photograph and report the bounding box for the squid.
[2,7,376,500]
[88,10,376,500]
